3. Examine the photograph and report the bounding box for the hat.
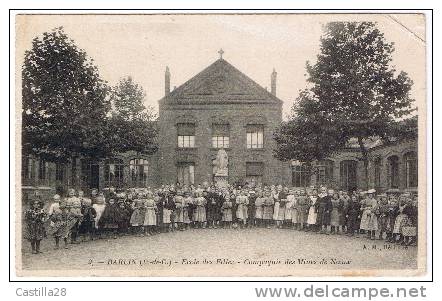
[367,189,376,194]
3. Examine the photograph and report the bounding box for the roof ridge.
[159,59,282,105]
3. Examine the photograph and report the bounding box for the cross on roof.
[218,48,224,59]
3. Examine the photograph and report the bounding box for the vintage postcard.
[14,12,428,277]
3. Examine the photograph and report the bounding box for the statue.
[214,149,228,177]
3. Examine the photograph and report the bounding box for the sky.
[16,14,426,119]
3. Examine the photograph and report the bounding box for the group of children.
[24,183,419,254]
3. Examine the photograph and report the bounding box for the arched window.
[130,158,149,188]
[316,160,334,187]
[404,151,418,188]
[387,156,399,189]
[340,160,358,192]
[104,158,125,188]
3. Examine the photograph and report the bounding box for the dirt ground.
[20,227,418,276]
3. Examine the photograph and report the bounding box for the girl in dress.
[98,197,120,239]
[274,185,286,229]
[163,191,176,232]
[236,190,249,228]
[385,195,399,242]
[221,195,233,228]
[174,191,184,231]
[194,191,207,228]
[182,192,193,230]
[306,189,318,232]
[254,190,265,227]
[78,197,96,241]
[393,194,411,244]
[263,190,275,229]
[143,192,158,236]
[284,189,294,229]
[402,197,418,246]
[360,189,378,240]
[346,195,361,237]
[330,192,342,234]
[130,198,146,236]
[297,189,309,231]
[24,200,47,254]
[376,194,389,240]
[92,192,106,239]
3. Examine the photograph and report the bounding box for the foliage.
[274,22,415,188]
[108,76,158,155]
[22,27,111,162]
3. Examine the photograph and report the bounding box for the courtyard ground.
[20,227,418,276]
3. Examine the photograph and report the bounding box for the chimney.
[271,68,277,96]
[165,66,171,96]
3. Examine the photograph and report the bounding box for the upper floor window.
[177,123,195,148]
[404,151,418,188]
[246,125,264,149]
[387,156,399,189]
[212,124,230,149]
[130,158,149,188]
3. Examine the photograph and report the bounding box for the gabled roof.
[160,59,282,105]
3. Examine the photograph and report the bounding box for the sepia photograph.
[14,12,427,277]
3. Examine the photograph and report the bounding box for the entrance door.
[340,160,357,192]
[81,160,100,190]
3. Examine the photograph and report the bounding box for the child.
[143,192,157,236]
[376,194,389,240]
[385,195,399,242]
[221,195,233,228]
[182,192,193,230]
[254,191,265,227]
[98,197,120,239]
[284,189,294,229]
[78,197,96,241]
[402,197,418,246]
[92,192,106,239]
[346,195,361,237]
[297,189,310,231]
[117,200,131,236]
[263,190,274,229]
[130,198,146,236]
[274,186,286,229]
[393,194,410,243]
[194,191,207,228]
[162,191,176,232]
[316,187,332,234]
[24,200,47,254]
[247,190,257,228]
[236,191,249,228]
[174,192,184,231]
[330,192,342,234]
[306,189,318,232]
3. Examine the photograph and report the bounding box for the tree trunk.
[357,137,369,190]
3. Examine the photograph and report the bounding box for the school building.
[21,54,418,202]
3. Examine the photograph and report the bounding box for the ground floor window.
[316,160,334,187]
[340,160,357,191]
[105,158,125,188]
[177,163,195,185]
[81,159,100,189]
[22,156,36,184]
[130,158,149,188]
[387,156,399,189]
[404,151,418,188]
[55,162,67,182]
[246,162,264,185]
[292,162,310,187]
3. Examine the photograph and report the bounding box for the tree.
[108,77,158,155]
[22,27,111,163]
[275,22,415,189]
